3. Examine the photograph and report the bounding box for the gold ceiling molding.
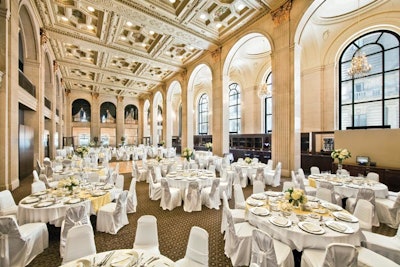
[40,28,48,46]
[271,0,292,26]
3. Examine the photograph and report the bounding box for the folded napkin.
[335,212,353,221]
[251,193,267,200]
[251,207,269,216]
[110,254,134,267]
[329,222,347,232]
[302,222,321,232]
[272,216,288,226]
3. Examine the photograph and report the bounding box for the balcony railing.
[19,70,36,97]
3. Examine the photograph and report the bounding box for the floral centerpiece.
[58,177,80,192]
[182,147,193,162]
[205,142,213,151]
[75,146,89,158]
[244,157,252,164]
[156,155,163,162]
[284,187,307,208]
[159,140,165,147]
[331,148,351,165]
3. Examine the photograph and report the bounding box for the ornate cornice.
[271,0,292,26]
[0,7,10,20]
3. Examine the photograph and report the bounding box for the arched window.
[229,83,241,133]
[198,93,209,134]
[339,30,400,129]
[264,73,273,133]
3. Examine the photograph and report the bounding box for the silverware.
[98,251,115,266]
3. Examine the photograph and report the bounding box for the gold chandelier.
[257,83,271,99]
[347,50,371,78]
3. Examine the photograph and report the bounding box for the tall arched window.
[339,30,400,129]
[229,83,241,133]
[198,93,209,134]
[264,72,273,133]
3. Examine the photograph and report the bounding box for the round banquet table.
[18,183,113,227]
[246,192,365,252]
[309,175,389,199]
[60,249,175,267]
[166,169,216,196]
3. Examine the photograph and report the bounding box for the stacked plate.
[251,193,267,200]
[246,199,264,207]
[22,196,40,204]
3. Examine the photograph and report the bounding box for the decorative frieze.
[271,0,292,26]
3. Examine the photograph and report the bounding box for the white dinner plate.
[325,220,354,234]
[34,201,55,208]
[246,199,264,207]
[65,198,83,204]
[22,197,40,204]
[307,195,319,202]
[320,202,343,211]
[269,216,291,227]
[75,259,91,267]
[332,212,359,223]
[250,207,270,216]
[32,191,47,196]
[91,191,107,197]
[251,193,267,200]
[298,222,325,235]
[264,191,283,197]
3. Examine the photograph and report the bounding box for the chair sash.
[323,243,358,267]
[251,229,278,267]
[161,179,172,203]
[114,191,128,225]
[187,182,200,202]
[255,167,265,182]
[210,179,220,198]
[0,233,9,267]
[61,205,89,243]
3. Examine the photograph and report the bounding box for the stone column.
[180,71,189,149]
[90,93,100,144]
[116,96,125,145]
[138,98,144,144]
[212,48,228,157]
[270,0,300,176]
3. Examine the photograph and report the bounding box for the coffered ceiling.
[35,0,286,98]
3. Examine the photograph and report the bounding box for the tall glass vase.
[337,161,343,176]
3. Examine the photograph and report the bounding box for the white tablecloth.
[166,169,216,196]
[60,249,174,266]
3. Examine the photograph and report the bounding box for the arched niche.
[72,99,91,122]
[166,81,182,148]
[100,102,116,123]
[125,104,139,124]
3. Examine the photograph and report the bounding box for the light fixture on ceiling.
[347,0,372,78]
[257,82,271,99]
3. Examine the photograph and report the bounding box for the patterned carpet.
[10,164,396,267]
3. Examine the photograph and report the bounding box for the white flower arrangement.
[58,177,80,191]
[284,187,307,207]
[244,157,252,164]
[182,147,193,161]
[75,146,89,158]
[205,142,213,151]
[331,148,351,164]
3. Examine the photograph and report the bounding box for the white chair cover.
[316,187,335,204]
[62,224,96,264]
[32,170,40,182]
[36,159,45,175]
[346,188,379,227]
[366,172,379,182]
[301,243,358,267]
[133,215,160,256]
[358,246,399,267]
[42,159,53,178]
[250,229,294,267]
[234,166,247,188]
[297,169,317,196]
[31,181,46,194]
[375,194,400,229]
[184,181,202,212]
[160,178,181,211]
[0,216,48,267]
[87,172,100,183]
[127,178,138,213]
[201,179,221,210]
[0,190,18,217]
[62,159,72,170]
[310,166,320,175]
[154,165,163,183]
[219,169,233,199]
[253,180,265,194]
[318,181,341,205]
[60,205,90,258]
[96,190,129,234]
[221,192,246,234]
[266,162,281,187]
[234,184,246,209]
[175,226,209,266]
[362,228,400,264]
[113,174,125,200]
[353,199,374,231]
[148,173,162,200]
[283,181,296,192]
[224,208,256,266]
[39,174,58,189]
[253,167,265,183]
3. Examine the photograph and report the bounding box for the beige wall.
[334,129,400,169]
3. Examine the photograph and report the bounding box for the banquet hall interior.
[1,0,400,266]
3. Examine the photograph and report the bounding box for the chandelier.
[257,83,271,99]
[347,50,371,78]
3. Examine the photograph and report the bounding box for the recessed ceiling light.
[141,43,146,47]
[237,4,245,11]
[200,14,207,20]
[188,46,194,51]
[88,6,95,12]
[126,21,132,27]
[216,23,222,29]
[61,16,68,22]
[120,36,126,40]
[165,51,171,55]
[149,30,155,35]
[169,0,176,3]
[87,25,94,30]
